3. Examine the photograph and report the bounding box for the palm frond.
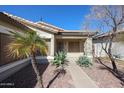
[6,30,48,58]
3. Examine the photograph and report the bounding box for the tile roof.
[1,12,97,36]
[0,12,33,32]
[36,21,64,31]
[2,12,64,33]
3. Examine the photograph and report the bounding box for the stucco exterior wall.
[27,25,55,56]
[27,26,52,39]
[94,42,107,57]
[112,42,124,58]
[94,41,124,58]
[94,34,124,60]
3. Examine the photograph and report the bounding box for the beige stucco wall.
[27,26,52,39]
[94,41,124,58]
[94,34,124,60]
[94,42,107,57]
[26,25,55,56]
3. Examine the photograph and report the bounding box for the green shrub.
[77,55,92,67]
[52,51,67,68]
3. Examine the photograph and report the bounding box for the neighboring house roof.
[94,30,124,39]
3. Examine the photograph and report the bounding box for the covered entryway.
[68,41,80,52]
[54,31,95,58]
[55,39,86,57]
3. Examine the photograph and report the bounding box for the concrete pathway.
[67,57,98,88]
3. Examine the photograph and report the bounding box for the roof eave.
[0,12,34,32]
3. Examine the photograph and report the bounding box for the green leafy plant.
[77,55,92,68]
[52,51,67,69]
[6,31,47,88]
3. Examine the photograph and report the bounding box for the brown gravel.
[41,64,74,88]
[0,63,74,88]
[82,59,124,88]
[2,57,123,88]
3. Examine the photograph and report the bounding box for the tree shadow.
[46,68,66,88]
[46,59,69,88]
[0,58,49,88]
[96,58,124,86]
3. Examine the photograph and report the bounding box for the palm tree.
[6,31,48,88]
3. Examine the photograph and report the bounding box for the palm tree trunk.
[31,52,44,88]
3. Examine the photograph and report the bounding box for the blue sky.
[0,5,91,30]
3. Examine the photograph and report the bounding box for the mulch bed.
[82,59,124,88]
[0,63,74,88]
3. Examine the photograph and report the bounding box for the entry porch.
[55,39,86,57]
[49,31,95,58]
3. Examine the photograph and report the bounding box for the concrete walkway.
[67,57,98,88]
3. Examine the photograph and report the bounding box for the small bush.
[52,51,67,68]
[77,55,92,68]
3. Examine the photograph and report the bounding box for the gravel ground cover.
[82,59,124,88]
[0,63,74,88]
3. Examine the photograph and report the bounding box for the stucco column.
[84,37,93,61]
[50,35,55,56]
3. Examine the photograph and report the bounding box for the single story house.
[93,30,124,60]
[0,12,97,64]
[1,12,124,81]
[0,12,97,81]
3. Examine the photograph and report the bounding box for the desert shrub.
[77,55,92,67]
[52,51,67,69]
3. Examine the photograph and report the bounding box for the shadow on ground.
[96,58,124,86]
[46,69,66,88]
[0,59,49,88]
